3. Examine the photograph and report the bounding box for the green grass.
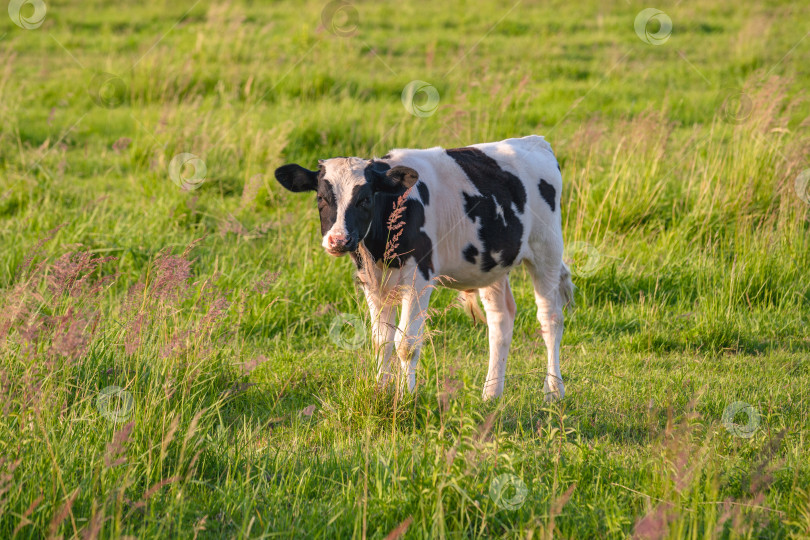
[1,0,809,537]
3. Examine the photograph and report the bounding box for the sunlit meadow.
[1,0,809,538]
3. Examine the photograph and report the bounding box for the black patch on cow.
[364,160,391,188]
[538,179,556,212]
[446,146,527,271]
[316,172,338,236]
[462,244,478,265]
[357,162,434,280]
[381,153,392,160]
[334,183,374,251]
[416,182,430,205]
[350,251,363,270]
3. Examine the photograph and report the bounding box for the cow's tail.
[459,290,487,325]
[560,262,575,309]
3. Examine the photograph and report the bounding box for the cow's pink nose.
[328,233,346,248]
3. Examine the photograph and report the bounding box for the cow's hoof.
[376,373,394,390]
[543,377,565,402]
[481,375,503,401]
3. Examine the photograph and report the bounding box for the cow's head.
[274,157,419,256]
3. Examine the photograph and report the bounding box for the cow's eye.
[317,195,326,205]
[357,196,371,208]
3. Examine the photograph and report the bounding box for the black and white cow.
[275,135,573,401]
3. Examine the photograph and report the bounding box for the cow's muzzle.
[325,233,358,256]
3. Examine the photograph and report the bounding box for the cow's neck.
[357,191,409,267]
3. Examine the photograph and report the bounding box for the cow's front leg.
[479,276,517,400]
[395,278,433,392]
[364,290,397,387]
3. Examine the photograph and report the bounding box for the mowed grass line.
[1,0,809,538]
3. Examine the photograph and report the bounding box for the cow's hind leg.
[480,275,517,400]
[524,256,573,402]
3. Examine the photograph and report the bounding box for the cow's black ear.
[275,164,318,192]
[367,162,419,193]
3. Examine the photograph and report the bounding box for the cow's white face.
[274,157,419,257]
[316,157,374,256]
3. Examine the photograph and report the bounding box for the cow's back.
[379,136,562,290]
